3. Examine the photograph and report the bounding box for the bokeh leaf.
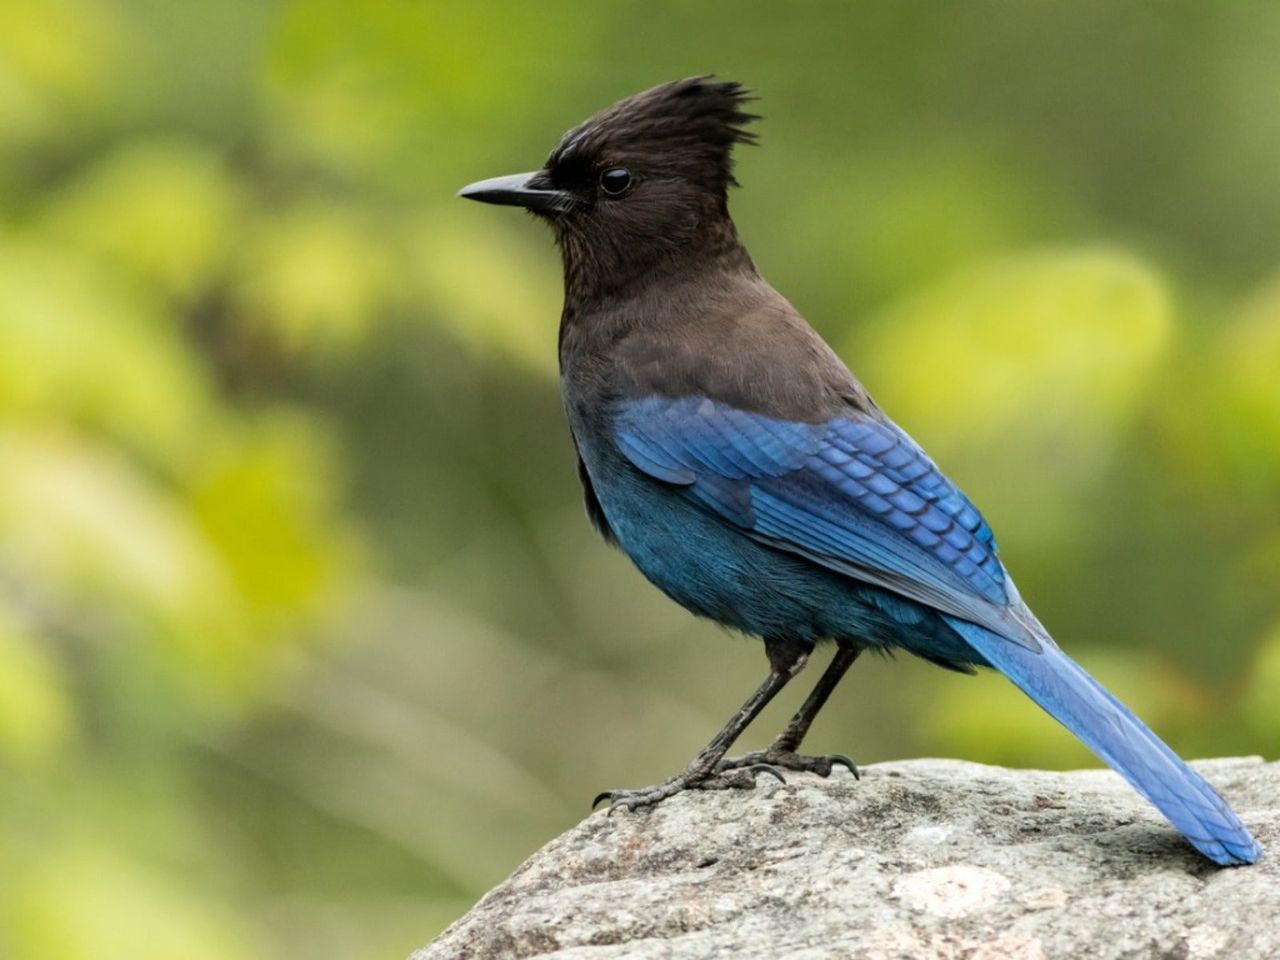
[0,427,248,696]
[231,201,398,353]
[1217,270,1280,477]
[860,248,1171,454]
[0,239,216,466]
[0,603,74,764]
[410,210,560,374]
[1242,623,1280,745]
[0,0,124,150]
[37,140,246,303]
[188,412,362,634]
[5,844,262,960]
[856,248,1172,542]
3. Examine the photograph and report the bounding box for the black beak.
[457,171,573,214]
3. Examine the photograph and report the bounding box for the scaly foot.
[717,749,859,780]
[592,763,785,813]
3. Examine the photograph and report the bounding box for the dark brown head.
[459,77,759,300]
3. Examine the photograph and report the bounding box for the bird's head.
[459,77,759,297]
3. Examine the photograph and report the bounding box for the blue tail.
[944,616,1260,866]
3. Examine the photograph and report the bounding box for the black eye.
[599,167,633,196]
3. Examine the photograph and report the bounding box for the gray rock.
[412,757,1278,959]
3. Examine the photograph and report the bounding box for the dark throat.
[557,204,755,313]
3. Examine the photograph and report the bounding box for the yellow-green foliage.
[1,3,1279,958]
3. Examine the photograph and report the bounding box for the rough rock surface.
[413,757,1278,960]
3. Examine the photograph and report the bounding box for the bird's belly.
[592,462,919,647]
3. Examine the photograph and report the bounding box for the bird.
[457,76,1260,866]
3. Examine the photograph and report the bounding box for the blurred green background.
[2,1,1279,957]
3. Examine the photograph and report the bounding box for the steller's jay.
[458,77,1259,866]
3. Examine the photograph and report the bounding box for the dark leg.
[718,643,862,778]
[593,637,811,813]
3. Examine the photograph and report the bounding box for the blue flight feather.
[945,616,1260,866]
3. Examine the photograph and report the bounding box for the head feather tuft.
[548,76,760,192]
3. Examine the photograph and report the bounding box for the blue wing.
[614,394,1036,647]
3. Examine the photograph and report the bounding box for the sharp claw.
[606,798,636,817]
[592,791,616,810]
[829,754,859,776]
[749,763,786,785]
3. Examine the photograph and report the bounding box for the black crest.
[547,76,759,193]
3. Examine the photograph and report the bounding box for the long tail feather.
[944,616,1260,866]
